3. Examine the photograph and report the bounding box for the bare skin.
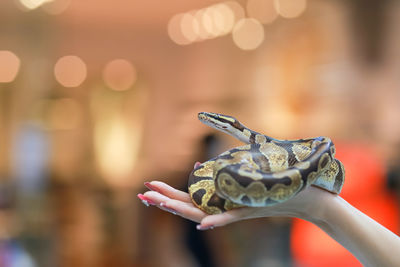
[139,168,400,267]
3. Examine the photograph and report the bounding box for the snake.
[188,112,345,215]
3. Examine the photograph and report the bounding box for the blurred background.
[1,0,400,266]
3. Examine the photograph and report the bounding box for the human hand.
[138,166,333,230]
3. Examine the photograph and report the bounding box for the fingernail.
[194,162,202,169]
[144,182,159,192]
[160,203,178,215]
[137,194,156,206]
[196,224,215,231]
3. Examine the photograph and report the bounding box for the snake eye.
[222,126,228,129]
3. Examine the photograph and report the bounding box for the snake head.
[198,112,244,133]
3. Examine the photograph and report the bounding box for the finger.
[144,181,192,203]
[198,208,251,230]
[141,190,171,205]
[141,192,206,222]
[140,191,206,222]
[161,198,207,223]
[194,161,202,169]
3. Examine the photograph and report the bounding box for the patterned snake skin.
[188,112,345,215]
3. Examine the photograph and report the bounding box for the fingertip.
[137,193,156,206]
[194,161,202,169]
[144,181,159,192]
[197,214,223,230]
[196,224,214,231]
[200,214,223,229]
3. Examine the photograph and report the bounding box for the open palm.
[138,168,326,230]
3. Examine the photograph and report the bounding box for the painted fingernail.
[144,182,159,192]
[196,224,215,231]
[137,194,156,206]
[160,203,178,215]
[194,162,202,169]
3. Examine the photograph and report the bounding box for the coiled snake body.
[188,112,345,215]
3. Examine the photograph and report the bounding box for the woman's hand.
[138,167,400,267]
[138,173,332,230]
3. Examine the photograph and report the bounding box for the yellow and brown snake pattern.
[188,112,345,215]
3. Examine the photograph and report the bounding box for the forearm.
[307,193,400,267]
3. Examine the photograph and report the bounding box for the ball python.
[188,112,345,215]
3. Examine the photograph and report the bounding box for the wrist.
[298,186,340,224]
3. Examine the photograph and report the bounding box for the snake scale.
[188,112,345,215]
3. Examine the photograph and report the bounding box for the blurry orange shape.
[274,0,307,18]
[54,55,87,87]
[94,117,138,186]
[291,143,399,267]
[193,9,213,40]
[224,1,245,23]
[180,12,199,43]
[41,0,71,15]
[168,13,191,45]
[212,3,235,36]
[48,98,82,130]
[232,18,265,50]
[247,0,278,24]
[202,7,219,38]
[18,0,54,10]
[103,59,137,91]
[0,50,21,83]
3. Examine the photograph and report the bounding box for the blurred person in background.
[0,183,36,267]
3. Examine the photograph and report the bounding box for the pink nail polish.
[137,194,156,206]
[194,162,202,169]
[144,182,159,192]
[196,224,215,231]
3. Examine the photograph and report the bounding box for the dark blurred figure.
[0,182,37,267]
[184,134,292,267]
[184,135,219,267]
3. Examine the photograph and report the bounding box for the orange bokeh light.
[247,0,278,24]
[275,0,307,19]
[0,50,21,83]
[232,18,265,50]
[54,55,87,87]
[42,0,71,15]
[102,59,137,91]
[168,13,192,45]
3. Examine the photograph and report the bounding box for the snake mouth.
[198,112,219,121]
[198,112,208,121]
[198,112,230,131]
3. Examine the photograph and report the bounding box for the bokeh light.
[94,117,137,185]
[275,0,307,19]
[224,1,245,22]
[247,0,278,24]
[202,4,234,37]
[18,0,54,10]
[0,50,20,83]
[41,0,71,15]
[232,18,265,50]
[103,59,137,91]
[193,9,213,40]
[54,55,87,87]
[168,13,192,45]
[180,12,199,43]
[213,3,235,35]
[168,2,242,45]
[203,7,221,38]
